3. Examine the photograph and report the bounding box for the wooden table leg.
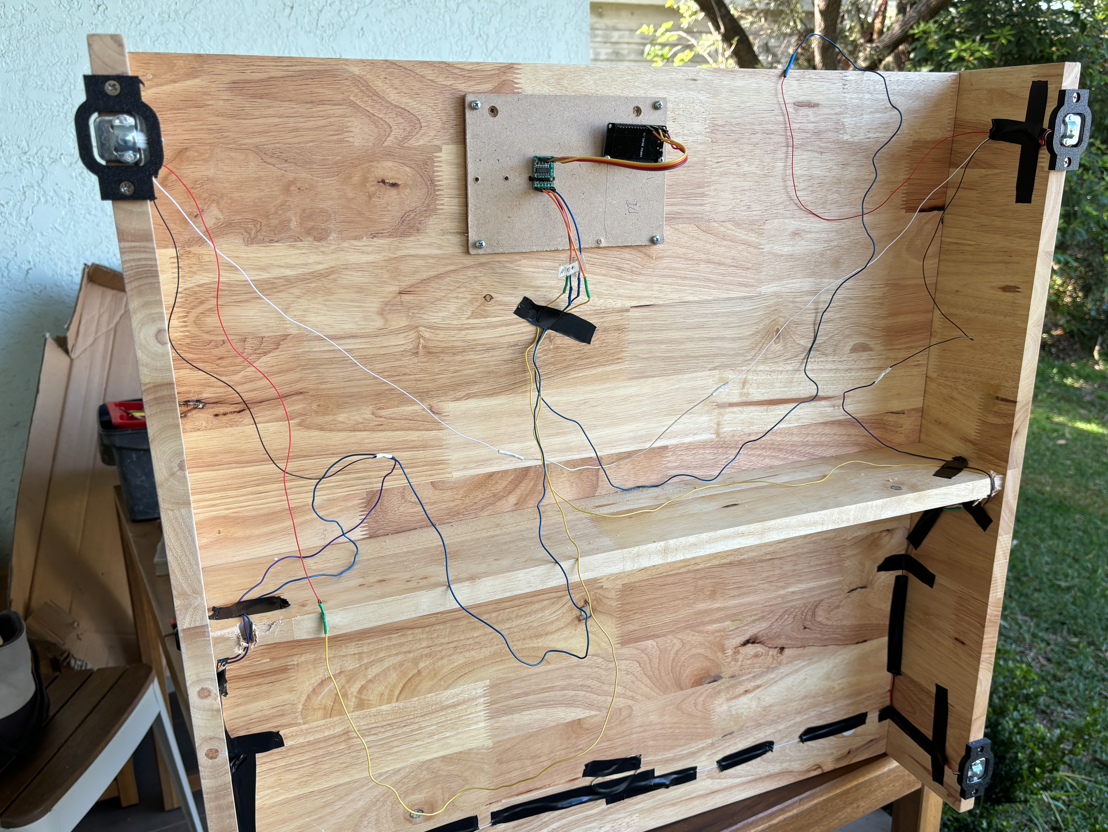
[891,786,944,832]
[120,511,180,812]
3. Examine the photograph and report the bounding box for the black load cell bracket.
[958,738,995,800]
[1047,89,1092,172]
[74,74,164,201]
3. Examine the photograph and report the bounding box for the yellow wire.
[322,327,619,819]
[547,460,940,520]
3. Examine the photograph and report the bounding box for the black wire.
[154,198,358,483]
[919,143,982,340]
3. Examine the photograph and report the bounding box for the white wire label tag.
[558,262,580,280]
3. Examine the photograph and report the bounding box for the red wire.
[781,75,990,222]
[160,165,321,605]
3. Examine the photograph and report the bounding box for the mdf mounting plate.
[464,93,668,254]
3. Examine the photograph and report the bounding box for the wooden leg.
[892,786,944,832]
[116,757,140,807]
[150,686,203,832]
[120,512,180,812]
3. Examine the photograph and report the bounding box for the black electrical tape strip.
[962,501,993,532]
[880,706,934,758]
[877,553,937,588]
[226,730,284,832]
[933,456,968,479]
[490,782,612,824]
[513,296,596,345]
[989,80,1049,203]
[428,817,479,832]
[931,685,949,784]
[799,712,868,743]
[716,740,774,771]
[583,755,642,777]
[605,767,697,804]
[906,507,943,551]
[887,573,908,676]
[210,597,290,620]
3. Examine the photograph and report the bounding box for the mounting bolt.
[653,100,664,110]
[650,235,661,244]
[470,100,481,110]
[474,239,486,249]
[1063,157,1072,168]
[119,181,135,196]
[104,79,121,96]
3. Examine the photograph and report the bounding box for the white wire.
[154,140,988,474]
[552,137,992,472]
[153,178,537,463]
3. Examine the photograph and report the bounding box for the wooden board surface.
[95,39,1064,831]
[464,93,668,253]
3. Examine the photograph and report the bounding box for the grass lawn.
[946,352,1108,830]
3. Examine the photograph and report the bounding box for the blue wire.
[551,190,584,255]
[233,454,388,602]
[254,456,396,599]
[536,35,902,493]
[392,452,592,667]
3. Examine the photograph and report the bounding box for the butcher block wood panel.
[93,32,1071,829]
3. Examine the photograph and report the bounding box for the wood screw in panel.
[890,485,903,491]
[409,809,424,819]
[651,235,661,244]
[653,100,664,110]
[104,79,121,95]
[474,239,486,249]
[470,100,481,110]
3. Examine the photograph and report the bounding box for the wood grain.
[98,41,1065,830]
[888,62,1079,809]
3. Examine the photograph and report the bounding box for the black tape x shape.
[989,80,1049,203]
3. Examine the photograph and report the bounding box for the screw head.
[104,79,121,96]
[119,181,135,196]
[1064,157,1072,168]
[117,151,139,164]
[650,235,661,244]
[653,100,664,110]
[890,485,903,491]
[1072,91,1081,103]
[474,239,486,249]
[111,114,135,127]
[470,100,481,110]
[409,809,424,819]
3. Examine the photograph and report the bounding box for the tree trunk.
[694,0,762,68]
[813,0,844,69]
[858,0,952,69]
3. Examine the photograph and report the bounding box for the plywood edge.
[88,32,238,832]
[206,445,993,656]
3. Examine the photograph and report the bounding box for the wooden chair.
[0,664,202,832]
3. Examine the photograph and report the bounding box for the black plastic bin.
[98,401,160,521]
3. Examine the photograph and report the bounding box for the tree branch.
[694,0,761,68]
[813,0,843,69]
[857,0,953,69]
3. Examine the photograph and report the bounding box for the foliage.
[909,0,1108,349]
[943,355,1108,831]
[638,0,810,69]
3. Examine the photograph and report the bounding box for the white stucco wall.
[0,1,589,566]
